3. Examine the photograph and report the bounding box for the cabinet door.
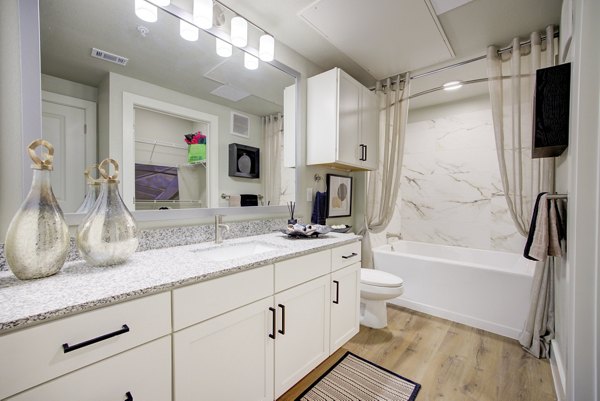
[337,71,362,167]
[7,337,172,401]
[330,263,361,352]
[173,297,274,401]
[274,275,331,398]
[360,86,379,170]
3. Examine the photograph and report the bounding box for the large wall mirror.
[38,0,298,219]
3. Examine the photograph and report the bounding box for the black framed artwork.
[229,143,260,179]
[326,174,352,217]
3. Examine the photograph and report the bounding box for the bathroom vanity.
[0,233,361,400]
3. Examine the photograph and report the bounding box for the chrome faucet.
[386,232,402,243]
[214,215,230,244]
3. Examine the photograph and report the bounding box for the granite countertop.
[0,232,361,334]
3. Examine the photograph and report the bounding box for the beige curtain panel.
[361,73,410,268]
[263,113,283,206]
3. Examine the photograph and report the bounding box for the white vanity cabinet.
[173,297,275,401]
[271,249,331,397]
[0,292,171,400]
[6,336,172,401]
[0,239,361,401]
[307,67,379,171]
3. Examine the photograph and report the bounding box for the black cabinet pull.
[269,307,276,339]
[359,144,366,161]
[125,392,133,401]
[364,145,368,161]
[333,280,340,304]
[341,252,358,259]
[62,324,130,353]
[278,304,286,335]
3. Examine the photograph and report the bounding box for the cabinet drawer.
[275,250,331,293]
[7,336,172,401]
[0,292,171,400]
[173,264,274,331]
[331,242,361,271]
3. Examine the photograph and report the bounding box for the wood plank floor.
[278,306,557,401]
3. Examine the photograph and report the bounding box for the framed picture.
[326,174,352,217]
[231,111,250,138]
[229,143,260,179]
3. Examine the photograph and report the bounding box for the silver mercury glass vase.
[76,158,139,266]
[4,139,70,280]
[75,164,101,214]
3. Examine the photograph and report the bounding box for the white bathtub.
[373,241,536,339]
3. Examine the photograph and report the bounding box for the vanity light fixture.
[259,34,274,61]
[231,16,248,47]
[180,19,199,41]
[134,0,158,22]
[216,37,233,57]
[443,81,463,91]
[244,53,259,70]
[193,0,213,29]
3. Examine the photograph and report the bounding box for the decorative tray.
[331,225,352,233]
[281,224,332,238]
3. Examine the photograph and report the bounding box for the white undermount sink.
[191,241,280,262]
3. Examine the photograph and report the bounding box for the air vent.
[91,48,128,66]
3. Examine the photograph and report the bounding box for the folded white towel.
[228,195,241,207]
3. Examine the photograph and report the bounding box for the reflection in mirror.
[39,0,296,213]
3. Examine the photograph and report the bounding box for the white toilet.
[360,268,404,329]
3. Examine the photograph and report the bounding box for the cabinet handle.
[278,304,286,335]
[341,252,358,259]
[364,145,368,161]
[359,144,366,161]
[62,324,130,353]
[333,280,340,304]
[269,307,276,339]
[125,392,133,401]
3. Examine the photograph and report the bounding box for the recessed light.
[443,81,463,91]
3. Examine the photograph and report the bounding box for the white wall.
[41,74,97,102]
[564,0,600,399]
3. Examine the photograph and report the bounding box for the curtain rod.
[386,29,560,85]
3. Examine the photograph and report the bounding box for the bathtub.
[373,241,536,339]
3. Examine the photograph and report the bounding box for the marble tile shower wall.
[0,218,287,272]
[400,108,525,253]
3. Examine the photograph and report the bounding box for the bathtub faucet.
[386,232,402,243]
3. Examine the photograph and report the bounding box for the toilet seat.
[361,269,403,288]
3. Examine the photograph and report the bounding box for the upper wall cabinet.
[307,68,379,171]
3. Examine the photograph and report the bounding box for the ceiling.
[221,0,562,86]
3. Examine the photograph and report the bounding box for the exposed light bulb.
[244,53,259,70]
[259,34,274,62]
[135,0,158,23]
[231,16,248,47]
[443,81,463,91]
[193,0,213,29]
[153,0,170,5]
[180,20,199,41]
[216,37,232,57]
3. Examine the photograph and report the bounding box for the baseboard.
[388,298,521,339]
[550,340,566,401]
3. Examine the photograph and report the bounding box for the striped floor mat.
[296,352,421,401]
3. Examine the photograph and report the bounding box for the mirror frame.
[22,0,301,226]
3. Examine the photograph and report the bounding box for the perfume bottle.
[77,158,138,266]
[5,139,70,280]
[75,164,101,214]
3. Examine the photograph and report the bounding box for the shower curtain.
[487,26,557,358]
[263,113,283,206]
[361,74,410,268]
